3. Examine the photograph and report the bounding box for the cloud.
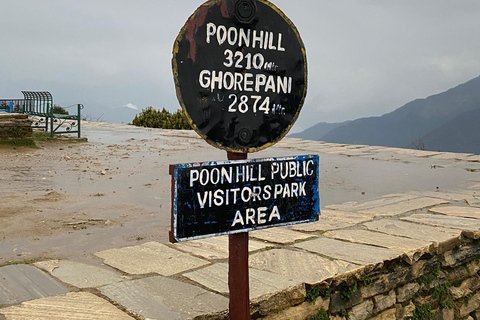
[124,103,138,111]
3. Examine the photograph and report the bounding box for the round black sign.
[173,0,307,153]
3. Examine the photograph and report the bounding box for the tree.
[52,105,69,115]
[132,107,191,130]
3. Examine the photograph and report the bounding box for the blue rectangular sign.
[170,155,320,242]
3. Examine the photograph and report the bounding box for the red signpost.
[227,152,250,319]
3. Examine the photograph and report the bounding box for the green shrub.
[340,281,358,301]
[405,303,433,320]
[132,107,191,130]
[52,105,69,115]
[307,309,329,320]
[432,283,454,309]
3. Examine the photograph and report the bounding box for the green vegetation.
[432,283,454,309]
[417,264,440,289]
[0,137,36,147]
[0,258,45,268]
[32,131,51,141]
[0,131,64,148]
[52,105,69,115]
[306,286,321,303]
[337,309,348,317]
[306,287,331,303]
[464,293,473,306]
[340,282,358,301]
[131,107,191,130]
[415,263,454,310]
[306,309,330,320]
[363,276,374,287]
[405,303,433,320]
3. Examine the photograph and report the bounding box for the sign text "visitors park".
[170,155,319,242]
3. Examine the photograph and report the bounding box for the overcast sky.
[2,0,480,132]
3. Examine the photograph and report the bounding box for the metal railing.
[0,99,25,113]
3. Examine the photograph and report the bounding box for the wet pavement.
[1,121,480,319]
[0,122,478,265]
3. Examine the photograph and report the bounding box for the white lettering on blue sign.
[190,159,313,209]
[231,206,281,227]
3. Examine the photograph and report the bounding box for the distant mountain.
[420,108,480,154]
[289,121,351,140]
[292,75,480,154]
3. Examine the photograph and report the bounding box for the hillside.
[292,75,480,154]
[289,121,350,140]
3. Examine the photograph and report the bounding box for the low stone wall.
[0,113,33,139]
[258,231,480,320]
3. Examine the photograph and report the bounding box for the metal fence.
[0,99,25,113]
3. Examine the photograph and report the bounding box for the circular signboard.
[173,0,307,153]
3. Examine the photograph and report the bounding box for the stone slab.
[173,235,269,260]
[0,265,69,306]
[320,148,354,155]
[429,206,480,219]
[323,229,431,253]
[294,237,402,265]
[430,153,474,160]
[250,227,316,244]
[393,149,441,158]
[0,292,134,320]
[419,191,476,202]
[318,209,372,224]
[290,219,354,232]
[468,183,480,190]
[364,219,461,242]
[183,263,302,299]
[99,275,228,319]
[466,155,480,162]
[359,197,449,217]
[469,199,480,208]
[401,213,480,231]
[364,152,403,161]
[325,194,419,212]
[33,260,125,289]
[94,241,209,276]
[248,248,360,284]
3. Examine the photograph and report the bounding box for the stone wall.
[0,113,33,139]
[257,232,480,320]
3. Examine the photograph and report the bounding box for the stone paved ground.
[1,123,480,319]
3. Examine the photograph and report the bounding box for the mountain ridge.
[291,75,480,154]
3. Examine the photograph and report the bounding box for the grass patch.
[32,131,51,141]
[0,257,45,268]
[307,309,330,320]
[0,137,37,147]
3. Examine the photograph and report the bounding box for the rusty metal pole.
[227,151,251,320]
